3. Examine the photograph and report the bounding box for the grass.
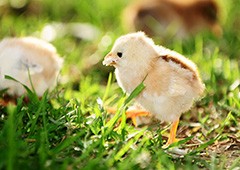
[0,0,240,169]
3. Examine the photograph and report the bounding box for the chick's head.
[103,32,158,70]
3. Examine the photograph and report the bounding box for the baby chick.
[103,32,205,145]
[0,37,63,97]
[123,0,222,38]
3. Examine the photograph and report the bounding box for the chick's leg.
[166,119,179,146]
[124,110,150,126]
[106,107,150,126]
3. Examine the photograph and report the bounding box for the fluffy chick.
[123,0,222,38]
[0,37,63,97]
[103,32,205,145]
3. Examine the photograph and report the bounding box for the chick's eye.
[117,52,122,58]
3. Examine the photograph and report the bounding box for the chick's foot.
[106,107,150,126]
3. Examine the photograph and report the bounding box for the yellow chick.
[0,37,63,97]
[123,0,222,38]
[103,32,205,145]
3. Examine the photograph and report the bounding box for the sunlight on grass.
[0,0,239,169]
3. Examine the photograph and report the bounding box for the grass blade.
[187,134,221,156]
[50,132,85,154]
[124,82,145,106]
[114,129,146,161]
[164,135,194,149]
[6,105,17,170]
[103,72,113,102]
[4,75,39,101]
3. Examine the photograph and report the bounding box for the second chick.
[0,37,63,97]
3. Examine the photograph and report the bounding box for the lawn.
[0,0,239,169]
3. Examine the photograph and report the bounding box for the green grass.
[0,0,240,169]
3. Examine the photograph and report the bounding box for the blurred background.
[0,0,239,99]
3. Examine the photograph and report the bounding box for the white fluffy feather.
[0,37,63,96]
[103,32,204,122]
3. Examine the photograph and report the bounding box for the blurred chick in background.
[0,37,63,98]
[103,32,205,145]
[123,0,222,38]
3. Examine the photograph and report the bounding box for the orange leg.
[165,119,179,146]
[106,107,150,126]
[124,110,150,126]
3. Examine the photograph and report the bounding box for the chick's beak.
[102,53,119,66]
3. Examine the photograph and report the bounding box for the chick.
[123,0,222,38]
[0,37,63,97]
[103,32,205,145]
